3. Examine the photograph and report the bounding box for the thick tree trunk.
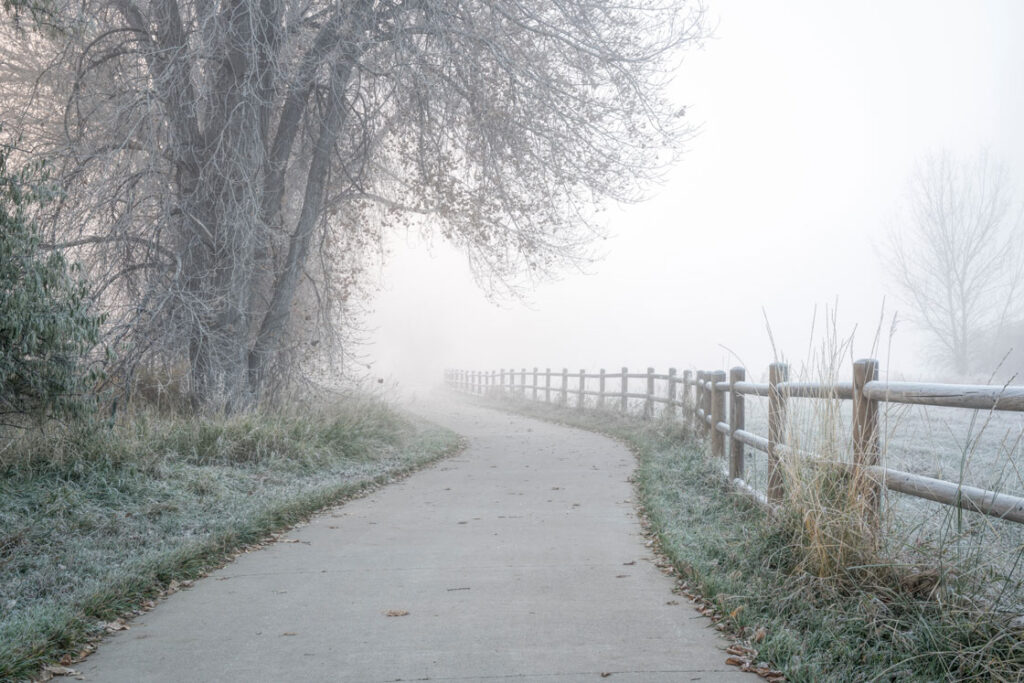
[180,0,282,411]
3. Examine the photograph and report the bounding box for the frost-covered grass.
[0,398,461,681]
[470,391,1024,681]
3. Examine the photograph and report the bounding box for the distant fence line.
[443,361,1024,526]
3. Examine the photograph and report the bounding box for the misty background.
[366,0,1024,391]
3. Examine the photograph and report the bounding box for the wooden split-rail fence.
[444,361,1024,526]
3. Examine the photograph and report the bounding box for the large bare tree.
[886,151,1023,376]
[0,0,703,410]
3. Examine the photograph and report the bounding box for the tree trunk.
[248,57,354,401]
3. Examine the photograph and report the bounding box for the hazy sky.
[364,0,1024,391]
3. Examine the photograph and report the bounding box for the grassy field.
[469,391,1024,681]
[0,397,461,682]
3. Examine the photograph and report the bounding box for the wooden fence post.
[701,371,713,439]
[643,367,655,420]
[682,370,693,430]
[545,368,552,403]
[598,369,606,410]
[767,362,789,502]
[620,367,629,413]
[853,358,881,532]
[558,368,567,405]
[532,368,538,401]
[695,371,705,436]
[578,369,586,409]
[710,370,727,459]
[666,368,677,418]
[521,368,526,398]
[500,369,505,397]
[729,367,745,480]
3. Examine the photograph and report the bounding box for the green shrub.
[0,143,101,422]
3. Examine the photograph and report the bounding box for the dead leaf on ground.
[42,664,82,677]
[59,654,72,666]
[622,561,636,566]
[281,632,298,636]
[104,619,129,632]
[726,645,757,657]
[384,610,410,617]
[752,626,767,643]
[725,657,747,667]
[600,673,612,678]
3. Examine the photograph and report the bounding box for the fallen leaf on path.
[59,655,72,666]
[622,561,636,566]
[104,619,129,632]
[600,673,612,678]
[281,632,298,636]
[725,657,747,667]
[384,610,410,617]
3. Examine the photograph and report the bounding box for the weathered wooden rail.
[443,362,1024,525]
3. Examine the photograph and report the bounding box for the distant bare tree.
[886,151,1023,376]
[0,0,704,410]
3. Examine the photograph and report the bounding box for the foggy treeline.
[886,151,1024,382]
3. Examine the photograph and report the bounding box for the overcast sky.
[364,0,1024,391]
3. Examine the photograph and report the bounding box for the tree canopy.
[0,0,704,410]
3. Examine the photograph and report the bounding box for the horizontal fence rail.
[443,361,1024,527]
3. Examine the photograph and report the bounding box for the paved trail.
[78,398,751,682]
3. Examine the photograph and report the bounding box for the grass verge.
[0,397,462,682]
[467,393,1024,682]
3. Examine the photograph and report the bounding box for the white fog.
[366,0,1024,392]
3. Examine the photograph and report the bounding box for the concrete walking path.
[76,398,752,682]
